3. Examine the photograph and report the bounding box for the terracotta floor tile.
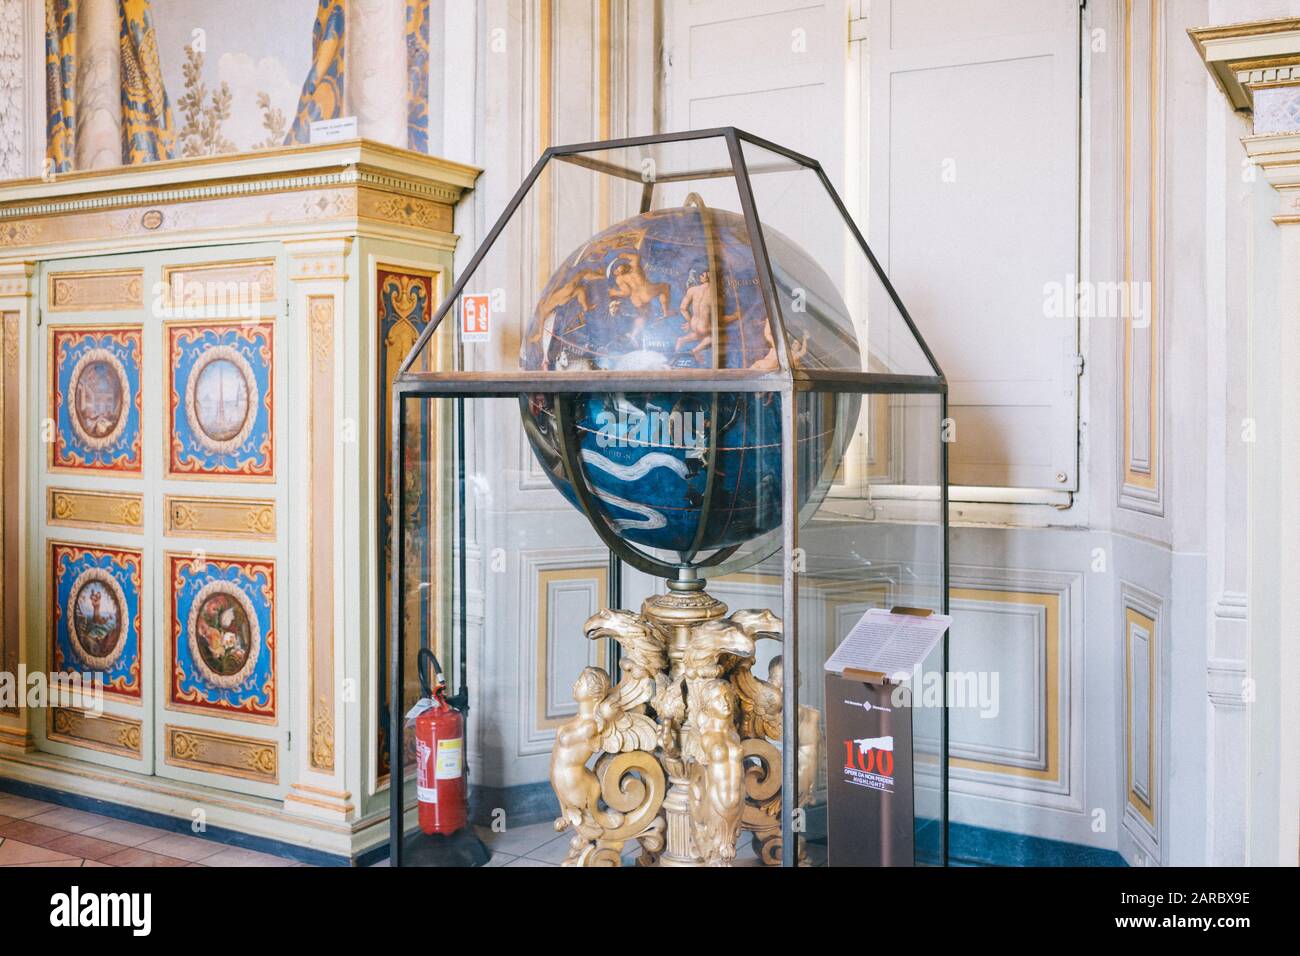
[0,820,74,847]
[5,859,85,867]
[0,839,81,866]
[81,860,111,867]
[99,847,190,867]
[44,832,132,862]
[136,832,224,862]
[80,820,172,847]
[0,796,57,819]
[201,846,296,867]
[26,807,117,834]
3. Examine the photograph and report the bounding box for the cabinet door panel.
[33,243,291,799]
[35,255,153,773]
[151,243,289,800]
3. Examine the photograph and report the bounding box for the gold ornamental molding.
[1124,605,1159,829]
[535,565,609,732]
[359,188,453,233]
[161,258,277,313]
[286,237,352,282]
[948,587,1063,783]
[163,494,276,540]
[50,708,143,759]
[1190,17,1300,111]
[0,264,34,299]
[165,724,279,784]
[0,139,480,256]
[1,311,18,706]
[1122,0,1162,502]
[48,488,144,532]
[47,268,145,312]
[0,725,33,749]
[308,293,336,773]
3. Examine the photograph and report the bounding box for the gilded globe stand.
[549,572,818,867]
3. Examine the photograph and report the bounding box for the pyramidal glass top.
[396,129,943,388]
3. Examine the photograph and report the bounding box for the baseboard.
[1,764,1126,868]
[947,820,1126,867]
[0,751,390,866]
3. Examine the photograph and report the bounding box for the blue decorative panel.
[168,553,276,720]
[50,326,143,474]
[49,542,143,701]
[167,321,274,479]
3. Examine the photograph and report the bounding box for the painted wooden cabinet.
[0,141,477,863]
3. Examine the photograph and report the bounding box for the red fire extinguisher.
[413,648,467,836]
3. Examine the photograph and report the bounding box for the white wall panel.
[870,0,1081,491]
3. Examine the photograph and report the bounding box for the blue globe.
[520,205,860,560]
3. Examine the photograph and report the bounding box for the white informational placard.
[310,116,359,143]
[824,608,952,679]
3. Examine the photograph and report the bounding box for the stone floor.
[0,793,303,867]
[473,819,807,866]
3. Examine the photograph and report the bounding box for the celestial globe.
[520,202,861,563]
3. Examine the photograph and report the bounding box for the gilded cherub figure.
[550,610,668,840]
[551,666,619,832]
[768,655,820,809]
[728,608,784,741]
[687,679,746,866]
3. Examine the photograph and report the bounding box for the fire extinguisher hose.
[417,647,444,701]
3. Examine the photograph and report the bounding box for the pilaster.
[0,260,33,751]
[1192,15,1300,866]
[283,237,354,824]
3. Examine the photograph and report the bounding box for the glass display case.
[388,129,949,867]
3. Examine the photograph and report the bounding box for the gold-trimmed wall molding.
[534,563,609,735]
[50,708,142,759]
[165,725,278,785]
[49,488,144,532]
[1119,584,1162,862]
[0,194,19,749]
[1120,0,1164,512]
[0,290,24,719]
[47,268,144,312]
[939,564,1083,815]
[949,587,1062,784]
[163,494,275,540]
[161,258,277,314]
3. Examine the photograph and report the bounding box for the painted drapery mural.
[45,0,433,168]
[406,0,429,153]
[287,0,345,145]
[119,0,174,163]
[44,0,76,173]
